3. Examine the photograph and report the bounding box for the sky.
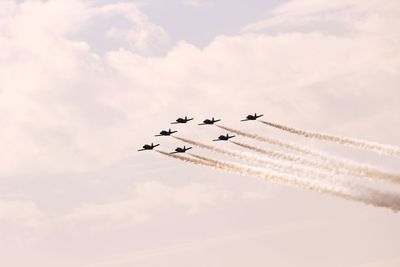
[1,0,400,266]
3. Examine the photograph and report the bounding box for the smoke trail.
[156,151,215,168]
[217,125,317,155]
[260,120,400,158]
[231,140,337,172]
[231,141,400,185]
[158,151,400,212]
[174,136,333,181]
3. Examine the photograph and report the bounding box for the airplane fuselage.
[138,143,159,151]
[241,114,263,121]
[171,146,192,154]
[199,118,221,125]
[172,117,194,124]
[213,134,235,141]
[155,129,177,136]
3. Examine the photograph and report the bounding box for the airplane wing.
[212,139,222,141]
[154,134,163,137]
[198,123,206,125]
[138,148,146,151]
[241,119,249,121]
[170,122,179,124]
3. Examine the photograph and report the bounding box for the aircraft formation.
[138,113,263,154]
[137,112,400,212]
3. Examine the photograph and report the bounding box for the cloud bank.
[0,0,399,178]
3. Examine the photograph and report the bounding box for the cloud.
[0,199,44,228]
[61,181,232,230]
[0,0,399,177]
[352,257,400,267]
[0,181,232,236]
[242,0,400,38]
[182,0,212,8]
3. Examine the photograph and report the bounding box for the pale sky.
[1,0,400,266]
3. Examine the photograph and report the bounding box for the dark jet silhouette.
[241,113,264,121]
[198,117,221,125]
[155,129,177,136]
[170,146,192,154]
[171,116,194,124]
[213,133,235,141]
[138,143,160,151]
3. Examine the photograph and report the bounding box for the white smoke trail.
[174,136,334,181]
[231,140,337,172]
[158,151,400,212]
[232,140,400,185]
[217,125,317,156]
[260,120,400,158]
[156,150,215,167]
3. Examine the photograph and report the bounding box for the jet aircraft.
[138,143,160,151]
[213,133,235,141]
[171,116,194,124]
[241,113,264,121]
[170,146,192,154]
[198,117,221,125]
[155,129,177,136]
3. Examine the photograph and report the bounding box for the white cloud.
[1,1,400,266]
[182,0,212,8]
[0,199,44,228]
[61,181,232,230]
[0,181,232,236]
[0,0,399,178]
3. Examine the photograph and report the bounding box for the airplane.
[241,113,264,121]
[138,143,160,151]
[155,129,177,136]
[170,146,192,154]
[198,117,221,125]
[171,116,194,124]
[213,133,235,141]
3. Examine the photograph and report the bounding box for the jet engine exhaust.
[260,120,400,158]
[231,141,400,185]
[173,136,333,181]
[216,125,317,155]
[159,150,400,212]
